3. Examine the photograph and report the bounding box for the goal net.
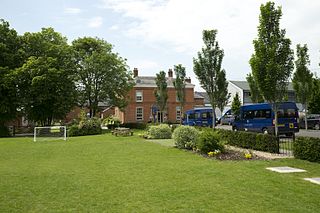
[34,126,67,142]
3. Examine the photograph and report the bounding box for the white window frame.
[176,106,181,121]
[136,91,143,102]
[136,107,143,121]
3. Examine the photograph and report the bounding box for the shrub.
[121,122,147,130]
[216,129,278,153]
[68,118,102,137]
[196,129,224,154]
[0,125,10,137]
[294,137,320,163]
[172,126,199,150]
[147,124,172,139]
[102,116,121,129]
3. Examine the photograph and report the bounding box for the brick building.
[115,68,204,124]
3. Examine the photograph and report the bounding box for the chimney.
[185,78,191,83]
[133,68,138,77]
[168,69,173,78]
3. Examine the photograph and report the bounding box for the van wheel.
[232,126,237,131]
[315,124,320,130]
[262,128,268,134]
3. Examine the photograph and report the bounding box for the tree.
[216,69,230,116]
[193,29,225,128]
[154,71,168,123]
[16,28,77,126]
[249,2,294,136]
[173,64,186,124]
[292,44,313,130]
[72,37,134,117]
[309,77,320,114]
[0,19,24,135]
[231,93,241,117]
[246,73,264,103]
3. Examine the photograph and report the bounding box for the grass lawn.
[1,133,320,212]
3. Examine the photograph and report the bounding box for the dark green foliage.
[154,71,168,123]
[216,69,230,115]
[172,125,199,150]
[147,124,172,139]
[196,129,224,154]
[72,37,134,117]
[309,78,320,114]
[216,129,279,153]
[68,118,102,137]
[102,116,121,129]
[193,29,226,127]
[246,73,264,103]
[294,137,320,163]
[0,125,10,137]
[173,64,186,124]
[231,93,241,116]
[121,123,147,130]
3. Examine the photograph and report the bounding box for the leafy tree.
[249,2,294,136]
[154,71,168,123]
[216,69,230,116]
[292,44,313,129]
[193,29,226,128]
[0,19,24,135]
[16,28,77,126]
[246,73,264,103]
[72,37,134,117]
[231,93,241,116]
[309,77,320,114]
[173,64,186,124]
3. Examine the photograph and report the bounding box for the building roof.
[134,76,194,88]
[229,80,294,91]
[194,92,210,104]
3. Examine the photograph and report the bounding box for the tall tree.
[154,71,168,123]
[193,29,225,128]
[246,73,264,103]
[16,28,77,126]
[216,69,230,116]
[309,77,320,114]
[292,44,313,130]
[0,19,23,135]
[173,64,186,124]
[249,2,294,136]
[231,93,241,117]
[72,37,134,117]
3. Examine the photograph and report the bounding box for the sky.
[1,0,320,91]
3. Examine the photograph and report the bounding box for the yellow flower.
[208,151,214,157]
[245,153,252,159]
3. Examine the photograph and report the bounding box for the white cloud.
[101,0,320,79]
[64,7,82,14]
[109,24,119,31]
[88,16,103,28]
[129,59,161,74]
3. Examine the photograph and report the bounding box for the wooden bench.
[112,128,133,136]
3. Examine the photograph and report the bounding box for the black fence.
[277,134,295,156]
[8,126,34,137]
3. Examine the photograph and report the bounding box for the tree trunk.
[305,104,308,130]
[273,103,279,137]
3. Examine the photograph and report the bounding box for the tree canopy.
[173,64,186,124]
[154,71,168,123]
[231,93,241,116]
[193,29,226,127]
[72,37,134,117]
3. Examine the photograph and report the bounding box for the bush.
[147,124,172,139]
[0,125,10,137]
[196,129,224,154]
[216,129,278,153]
[172,125,199,150]
[102,116,121,129]
[294,137,320,163]
[68,118,102,137]
[121,122,147,130]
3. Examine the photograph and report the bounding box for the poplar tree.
[173,64,186,124]
[154,71,168,123]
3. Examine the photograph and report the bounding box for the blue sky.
[1,0,320,91]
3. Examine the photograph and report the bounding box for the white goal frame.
[34,126,67,142]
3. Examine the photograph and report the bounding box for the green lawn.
[1,133,320,212]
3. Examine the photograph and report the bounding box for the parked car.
[299,114,320,130]
[220,109,234,125]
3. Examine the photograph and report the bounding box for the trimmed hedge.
[147,124,172,139]
[294,137,320,163]
[121,122,147,130]
[217,129,279,153]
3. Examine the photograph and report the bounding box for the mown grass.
[0,133,320,212]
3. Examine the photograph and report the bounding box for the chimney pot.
[185,78,191,83]
[168,69,173,78]
[133,68,138,77]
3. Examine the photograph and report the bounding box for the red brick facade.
[115,68,204,124]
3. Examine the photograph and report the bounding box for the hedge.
[294,137,320,163]
[217,129,279,153]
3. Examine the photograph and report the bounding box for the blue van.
[232,102,299,135]
[183,108,214,127]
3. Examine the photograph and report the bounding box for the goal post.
[34,126,67,142]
